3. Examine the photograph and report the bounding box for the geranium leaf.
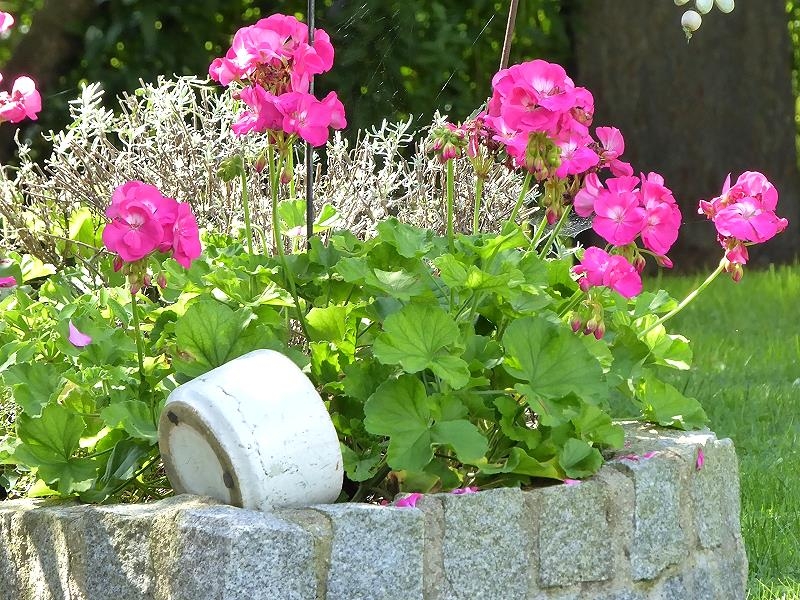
[376,218,434,258]
[100,400,158,443]
[502,316,605,401]
[363,376,432,471]
[558,438,603,479]
[636,372,708,430]
[3,362,64,417]
[373,303,470,389]
[429,419,488,463]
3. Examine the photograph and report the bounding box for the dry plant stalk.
[0,77,526,264]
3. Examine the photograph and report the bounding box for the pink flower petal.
[695,447,705,471]
[394,493,423,508]
[0,12,14,34]
[0,275,16,287]
[563,479,582,486]
[68,320,92,348]
[450,487,479,495]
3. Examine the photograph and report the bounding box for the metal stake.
[499,0,520,71]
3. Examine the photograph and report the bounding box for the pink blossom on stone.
[67,320,92,348]
[696,447,705,471]
[394,493,423,508]
[642,451,659,459]
[0,12,14,33]
[0,275,16,287]
[451,487,479,495]
[563,479,582,486]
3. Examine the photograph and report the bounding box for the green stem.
[538,204,573,258]
[472,176,485,235]
[130,291,145,382]
[557,289,584,318]
[287,147,296,199]
[446,159,455,251]
[268,145,310,341]
[239,149,254,255]
[507,172,532,224]
[641,258,726,336]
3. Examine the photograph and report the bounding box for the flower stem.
[508,172,532,225]
[268,145,310,341]
[130,291,145,382]
[472,176,485,235]
[538,204,573,258]
[446,159,455,250]
[640,258,726,335]
[239,149,254,255]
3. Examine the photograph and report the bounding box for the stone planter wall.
[0,424,747,600]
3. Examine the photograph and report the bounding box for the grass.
[655,263,800,599]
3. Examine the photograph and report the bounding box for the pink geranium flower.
[102,200,165,263]
[0,275,16,287]
[170,203,202,268]
[0,12,14,33]
[0,76,41,124]
[592,184,646,246]
[596,126,633,177]
[555,133,599,178]
[573,246,642,299]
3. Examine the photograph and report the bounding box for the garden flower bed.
[0,424,746,600]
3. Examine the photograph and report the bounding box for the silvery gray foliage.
[0,76,525,263]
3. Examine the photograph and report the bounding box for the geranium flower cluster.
[699,171,788,280]
[575,171,682,261]
[481,60,631,182]
[102,181,201,290]
[210,14,346,146]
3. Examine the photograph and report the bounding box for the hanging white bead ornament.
[715,0,735,14]
[681,10,702,40]
[695,0,713,15]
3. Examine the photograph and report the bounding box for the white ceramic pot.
[158,349,343,511]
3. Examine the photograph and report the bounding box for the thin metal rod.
[305,0,316,247]
[499,0,520,71]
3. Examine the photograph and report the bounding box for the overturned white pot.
[158,349,343,511]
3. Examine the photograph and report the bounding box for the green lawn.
[656,263,800,599]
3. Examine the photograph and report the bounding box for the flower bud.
[694,0,712,15]
[570,316,582,333]
[585,318,598,334]
[593,322,606,340]
[714,0,734,13]
[157,273,167,289]
[254,154,267,173]
[113,256,124,272]
[130,282,141,295]
[656,255,674,269]
[142,274,151,288]
[633,254,647,273]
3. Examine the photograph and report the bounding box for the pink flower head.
[573,246,642,299]
[0,76,42,124]
[394,493,423,508]
[0,275,16,287]
[68,320,92,348]
[232,85,283,136]
[596,126,633,177]
[0,12,14,33]
[171,203,202,268]
[592,177,646,246]
[563,478,582,486]
[280,91,345,147]
[574,172,603,217]
[555,133,599,178]
[104,181,200,268]
[700,171,787,249]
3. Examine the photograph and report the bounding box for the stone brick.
[610,450,691,580]
[160,504,321,600]
[537,479,615,587]
[435,488,534,599]
[313,503,425,600]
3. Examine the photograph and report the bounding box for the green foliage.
[0,214,707,501]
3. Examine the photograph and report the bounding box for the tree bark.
[571,0,800,268]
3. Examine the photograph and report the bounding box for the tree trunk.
[570,0,800,268]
